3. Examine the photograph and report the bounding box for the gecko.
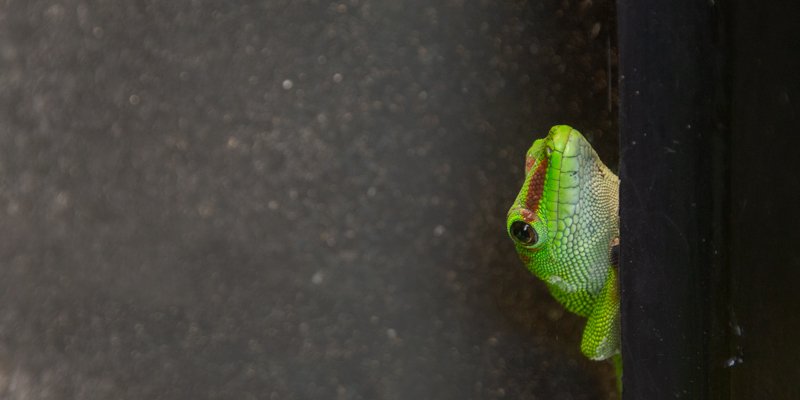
[506,125,622,390]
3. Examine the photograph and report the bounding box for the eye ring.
[510,221,538,245]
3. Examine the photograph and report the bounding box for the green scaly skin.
[506,125,622,391]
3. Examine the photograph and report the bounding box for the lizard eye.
[510,221,538,244]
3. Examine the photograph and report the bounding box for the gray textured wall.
[0,1,617,398]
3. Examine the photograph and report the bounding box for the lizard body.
[506,125,621,387]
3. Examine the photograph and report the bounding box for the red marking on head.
[524,157,548,214]
[520,208,536,223]
[525,157,535,173]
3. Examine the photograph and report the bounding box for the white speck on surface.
[386,328,398,340]
[52,191,70,212]
[433,225,446,236]
[129,94,140,105]
[590,22,601,39]
[311,271,324,285]
[55,191,70,206]
[267,200,279,210]
[282,79,293,90]
[366,187,376,197]
[724,356,743,368]
[724,358,735,367]
[332,73,343,83]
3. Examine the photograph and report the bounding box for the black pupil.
[510,221,537,244]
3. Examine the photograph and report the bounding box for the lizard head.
[506,125,618,287]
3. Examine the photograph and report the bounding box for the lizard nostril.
[510,221,538,244]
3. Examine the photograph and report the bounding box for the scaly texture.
[506,125,621,378]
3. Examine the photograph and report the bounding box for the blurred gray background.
[0,1,617,399]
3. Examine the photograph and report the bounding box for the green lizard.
[506,125,622,390]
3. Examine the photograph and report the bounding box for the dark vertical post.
[728,2,800,399]
[616,1,728,399]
